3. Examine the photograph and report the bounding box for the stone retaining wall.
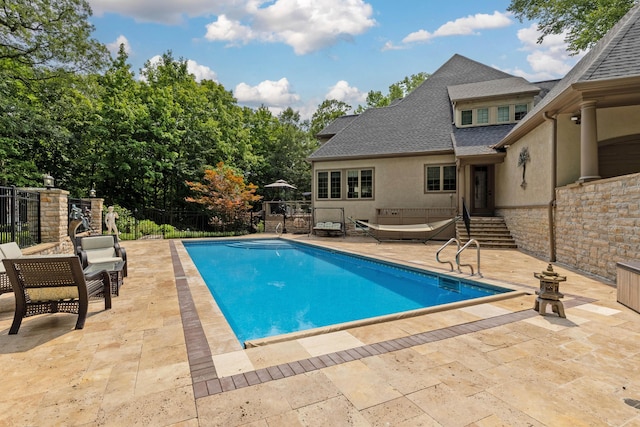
[496,206,550,259]
[555,173,640,281]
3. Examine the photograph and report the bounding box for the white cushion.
[85,247,117,262]
[0,242,22,259]
[81,236,115,250]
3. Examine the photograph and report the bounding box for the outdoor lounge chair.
[76,235,127,277]
[0,242,23,296]
[2,255,112,334]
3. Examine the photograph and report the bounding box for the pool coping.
[169,240,596,399]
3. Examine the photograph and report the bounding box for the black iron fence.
[0,186,41,248]
[114,207,254,240]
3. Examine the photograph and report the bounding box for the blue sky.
[87,0,580,119]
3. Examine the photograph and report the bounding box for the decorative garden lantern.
[533,264,567,318]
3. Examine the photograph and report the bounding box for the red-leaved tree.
[186,162,262,230]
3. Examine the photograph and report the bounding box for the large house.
[309,4,640,281]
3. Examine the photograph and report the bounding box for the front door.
[471,165,494,215]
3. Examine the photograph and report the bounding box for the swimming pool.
[184,239,513,346]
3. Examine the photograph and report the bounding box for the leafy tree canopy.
[185,162,262,228]
[356,72,429,112]
[0,0,108,76]
[508,0,636,54]
[309,99,353,139]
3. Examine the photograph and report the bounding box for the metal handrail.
[275,222,283,236]
[436,238,460,271]
[455,239,481,277]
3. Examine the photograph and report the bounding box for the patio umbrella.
[264,179,296,233]
[264,179,297,190]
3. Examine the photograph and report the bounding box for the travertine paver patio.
[0,235,639,426]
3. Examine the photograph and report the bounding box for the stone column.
[39,188,70,244]
[89,198,104,234]
[578,100,600,182]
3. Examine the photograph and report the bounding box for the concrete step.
[456,216,517,248]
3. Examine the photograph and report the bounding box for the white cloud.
[325,80,367,105]
[90,0,376,54]
[434,11,512,36]
[247,0,377,54]
[380,41,408,51]
[106,35,132,56]
[402,11,512,45]
[88,0,231,24]
[234,78,300,109]
[205,15,255,46]
[509,24,581,80]
[186,60,218,82]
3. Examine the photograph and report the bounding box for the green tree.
[355,72,429,112]
[309,99,353,138]
[508,0,636,54]
[0,0,108,76]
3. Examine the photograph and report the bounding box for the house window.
[515,104,528,120]
[317,171,329,199]
[317,171,342,199]
[347,169,373,199]
[330,171,341,199]
[461,110,472,125]
[426,165,456,192]
[497,106,510,122]
[477,108,488,124]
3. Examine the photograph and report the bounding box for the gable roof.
[309,54,515,161]
[497,3,640,147]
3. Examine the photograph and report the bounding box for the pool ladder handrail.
[275,222,283,236]
[436,237,482,277]
[456,239,481,277]
[436,238,460,271]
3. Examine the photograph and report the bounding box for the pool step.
[456,217,517,249]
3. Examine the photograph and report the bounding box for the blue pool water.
[184,239,510,345]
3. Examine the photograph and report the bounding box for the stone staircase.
[456,216,517,248]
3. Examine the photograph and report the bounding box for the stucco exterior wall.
[312,154,457,225]
[556,113,582,186]
[495,121,554,208]
[555,172,640,281]
[597,105,640,141]
[494,121,554,258]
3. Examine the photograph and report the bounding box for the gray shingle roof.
[448,77,540,102]
[500,3,640,143]
[316,114,359,138]
[309,54,515,160]
[453,124,515,157]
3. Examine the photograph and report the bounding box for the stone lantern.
[533,264,566,318]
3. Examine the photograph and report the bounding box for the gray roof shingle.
[452,124,515,156]
[316,114,359,138]
[448,77,540,102]
[309,54,515,160]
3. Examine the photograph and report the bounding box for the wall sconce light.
[570,115,581,125]
[42,173,54,189]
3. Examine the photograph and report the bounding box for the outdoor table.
[84,260,125,296]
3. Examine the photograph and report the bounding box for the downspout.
[543,111,557,262]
